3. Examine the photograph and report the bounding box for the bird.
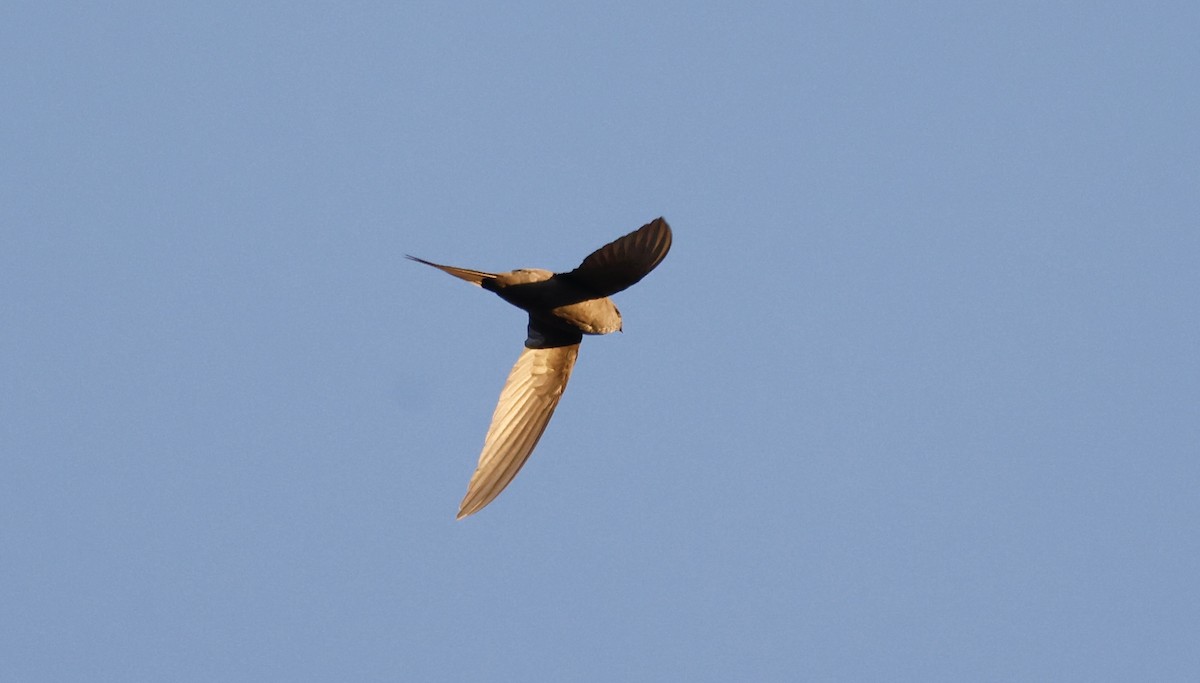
[407,217,672,519]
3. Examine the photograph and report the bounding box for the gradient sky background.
[3,2,1198,681]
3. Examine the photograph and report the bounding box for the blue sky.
[3,2,1198,681]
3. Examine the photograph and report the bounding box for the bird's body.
[489,269,624,337]
[408,217,672,518]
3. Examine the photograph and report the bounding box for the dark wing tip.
[564,217,673,297]
[639,217,672,270]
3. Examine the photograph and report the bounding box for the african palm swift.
[407,217,672,519]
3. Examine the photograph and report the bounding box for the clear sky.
[3,2,1198,681]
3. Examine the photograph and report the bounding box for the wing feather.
[457,343,580,519]
[562,217,672,297]
[405,255,496,286]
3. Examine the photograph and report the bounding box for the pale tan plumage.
[407,217,672,519]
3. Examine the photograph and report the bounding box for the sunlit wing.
[457,338,581,519]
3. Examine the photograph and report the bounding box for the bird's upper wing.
[405,255,496,286]
[457,325,582,519]
[561,217,673,297]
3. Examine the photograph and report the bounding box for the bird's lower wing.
[457,343,580,519]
